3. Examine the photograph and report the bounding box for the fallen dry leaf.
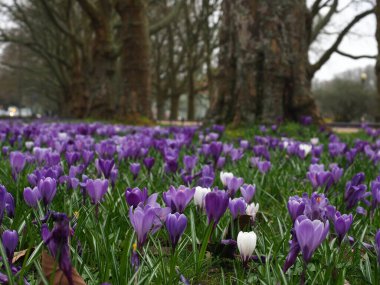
[41,251,86,285]
[12,249,29,263]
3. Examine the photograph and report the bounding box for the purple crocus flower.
[143,157,155,172]
[294,215,329,263]
[183,155,198,173]
[228,198,246,219]
[371,179,380,209]
[81,150,94,167]
[227,176,244,198]
[86,179,108,204]
[23,187,41,208]
[125,187,148,208]
[303,192,330,222]
[129,205,156,248]
[344,173,370,210]
[166,212,187,249]
[41,213,73,285]
[287,196,306,223]
[216,156,226,169]
[240,184,256,203]
[333,211,353,243]
[38,177,57,206]
[375,229,380,265]
[65,151,80,167]
[98,158,115,179]
[329,164,343,184]
[10,151,26,180]
[257,161,271,174]
[130,163,141,180]
[205,189,229,226]
[283,232,300,273]
[2,230,18,262]
[163,186,195,213]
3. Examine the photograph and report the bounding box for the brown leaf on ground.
[41,251,86,285]
[12,249,29,263]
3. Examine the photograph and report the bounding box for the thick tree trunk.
[116,0,152,120]
[209,0,319,126]
[187,70,195,120]
[170,94,180,120]
[376,0,380,121]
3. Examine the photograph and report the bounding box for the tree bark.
[209,0,319,126]
[170,93,180,120]
[116,0,153,120]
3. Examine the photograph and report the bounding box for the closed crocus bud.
[38,177,57,206]
[257,161,271,174]
[143,157,155,171]
[205,190,229,226]
[333,212,353,243]
[130,163,141,180]
[220,172,233,187]
[194,186,211,209]
[287,196,305,223]
[216,157,226,170]
[166,213,187,249]
[240,184,256,203]
[86,179,109,204]
[125,187,148,208]
[23,187,41,208]
[2,230,18,261]
[246,202,259,221]
[10,151,26,179]
[237,231,257,263]
[227,177,244,198]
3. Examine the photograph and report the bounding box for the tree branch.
[336,49,376,59]
[149,0,184,34]
[309,8,375,77]
[75,0,102,28]
[310,0,338,43]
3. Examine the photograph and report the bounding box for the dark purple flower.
[86,179,108,204]
[166,212,187,249]
[294,215,329,263]
[98,158,115,179]
[240,184,256,203]
[329,164,343,183]
[216,156,226,169]
[125,187,148,208]
[344,173,370,210]
[375,229,380,265]
[333,211,353,243]
[229,198,246,219]
[283,232,300,273]
[41,213,73,285]
[65,151,80,167]
[23,187,41,208]
[205,189,229,226]
[81,150,94,167]
[371,180,380,209]
[2,230,18,262]
[143,157,155,171]
[38,177,57,206]
[163,186,195,213]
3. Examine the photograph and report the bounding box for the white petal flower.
[310,138,319,145]
[220,171,234,187]
[194,186,211,209]
[237,231,257,261]
[299,144,312,156]
[246,202,259,221]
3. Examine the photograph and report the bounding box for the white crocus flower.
[299,144,312,156]
[310,137,319,145]
[246,202,259,221]
[220,171,234,187]
[194,186,211,209]
[237,231,257,262]
[25,141,34,149]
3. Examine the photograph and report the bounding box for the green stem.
[169,248,178,284]
[197,221,214,274]
[0,240,14,285]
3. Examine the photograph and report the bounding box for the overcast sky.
[310,0,377,81]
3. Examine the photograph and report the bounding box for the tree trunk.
[376,0,380,121]
[116,0,152,120]
[170,94,180,120]
[209,0,319,126]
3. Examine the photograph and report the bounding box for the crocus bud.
[246,202,259,221]
[2,230,18,261]
[86,179,109,204]
[166,213,187,249]
[23,187,41,208]
[220,172,233,187]
[38,177,57,206]
[193,186,211,209]
[229,198,246,219]
[237,231,257,262]
[240,184,256,203]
